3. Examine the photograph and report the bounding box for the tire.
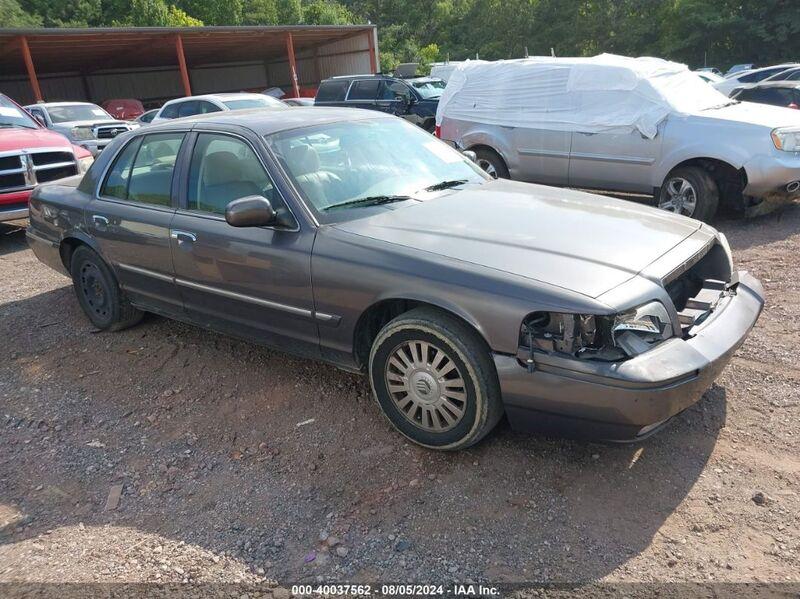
[368,307,504,450]
[473,147,509,179]
[70,245,143,331]
[658,166,719,222]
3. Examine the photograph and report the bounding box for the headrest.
[202,151,242,186]
[287,144,320,177]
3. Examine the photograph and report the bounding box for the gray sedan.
[26,108,764,449]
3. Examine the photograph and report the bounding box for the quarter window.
[159,103,180,119]
[100,133,184,206]
[187,133,277,215]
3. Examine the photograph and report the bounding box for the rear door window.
[347,80,380,101]
[177,101,200,118]
[316,80,350,102]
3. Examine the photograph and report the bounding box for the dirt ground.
[0,205,798,592]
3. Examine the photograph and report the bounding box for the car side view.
[26,108,764,449]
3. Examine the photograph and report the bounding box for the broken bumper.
[494,272,765,441]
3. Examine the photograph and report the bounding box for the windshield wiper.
[322,195,415,211]
[423,179,468,192]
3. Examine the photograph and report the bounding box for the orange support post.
[367,30,378,74]
[174,34,192,96]
[19,36,43,103]
[285,32,300,98]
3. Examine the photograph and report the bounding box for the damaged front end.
[518,235,738,371]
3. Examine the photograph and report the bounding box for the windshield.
[48,104,112,123]
[222,97,286,111]
[410,78,447,99]
[265,118,488,220]
[0,95,38,129]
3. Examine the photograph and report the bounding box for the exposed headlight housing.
[77,155,94,174]
[521,301,674,364]
[71,126,95,141]
[771,127,800,152]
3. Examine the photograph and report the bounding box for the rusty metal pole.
[285,32,300,98]
[174,34,192,96]
[19,36,43,103]
[367,30,378,74]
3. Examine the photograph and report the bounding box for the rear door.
[314,80,350,106]
[87,131,186,314]
[345,79,380,112]
[168,129,319,355]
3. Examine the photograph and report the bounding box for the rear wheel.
[368,308,504,450]
[473,147,509,179]
[70,246,143,331]
[658,166,719,222]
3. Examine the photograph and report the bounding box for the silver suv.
[437,56,800,221]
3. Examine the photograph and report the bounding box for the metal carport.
[0,25,379,106]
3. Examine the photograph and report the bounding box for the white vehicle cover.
[436,54,731,139]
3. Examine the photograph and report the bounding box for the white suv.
[151,93,287,123]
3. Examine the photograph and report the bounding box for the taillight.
[790,103,799,110]
[434,125,441,138]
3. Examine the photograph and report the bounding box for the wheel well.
[666,158,747,212]
[59,237,87,271]
[352,299,485,371]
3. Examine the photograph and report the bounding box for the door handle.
[170,230,197,243]
[92,214,109,227]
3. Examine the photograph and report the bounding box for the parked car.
[695,70,724,84]
[714,63,800,96]
[24,102,136,156]
[761,66,800,84]
[731,82,800,109]
[151,93,287,124]
[26,108,764,448]
[437,55,800,221]
[314,74,445,132]
[1,93,93,222]
[101,98,145,121]
[725,63,755,77]
[134,109,159,126]
[283,97,315,107]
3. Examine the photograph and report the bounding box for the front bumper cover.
[494,271,765,441]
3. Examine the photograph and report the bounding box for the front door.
[568,123,665,193]
[169,131,319,356]
[87,131,186,314]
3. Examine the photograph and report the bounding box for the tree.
[127,0,203,26]
[0,0,41,27]
[276,0,301,23]
[303,0,355,25]
[177,0,242,24]
[19,0,101,27]
[242,0,278,24]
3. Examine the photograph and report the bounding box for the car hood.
[699,101,800,128]
[0,126,73,152]
[52,120,128,129]
[332,180,702,299]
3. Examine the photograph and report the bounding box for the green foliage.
[0,0,42,27]
[3,0,800,72]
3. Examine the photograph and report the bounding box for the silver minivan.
[437,55,800,221]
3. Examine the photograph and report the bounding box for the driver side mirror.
[462,150,477,163]
[225,195,277,227]
[31,113,46,127]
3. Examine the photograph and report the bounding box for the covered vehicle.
[24,102,136,156]
[101,99,145,121]
[0,93,93,222]
[26,108,763,448]
[437,54,800,221]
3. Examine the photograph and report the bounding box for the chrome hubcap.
[477,158,498,179]
[385,340,467,432]
[659,177,697,217]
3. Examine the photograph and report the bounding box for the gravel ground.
[0,206,798,591]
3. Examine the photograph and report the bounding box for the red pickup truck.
[1,93,94,223]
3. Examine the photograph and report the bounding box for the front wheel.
[658,166,719,222]
[368,308,504,450]
[473,148,509,179]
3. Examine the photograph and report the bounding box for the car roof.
[742,81,800,90]
[143,106,393,135]
[25,101,99,108]
[162,92,269,105]
[734,63,800,78]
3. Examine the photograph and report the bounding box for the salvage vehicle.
[714,63,799,96]
[1,93,93,222]
[437,54,800,221]
[26,108,764,449]
[732,83,800,110]
[315,74,445,132]
[24,102,136,156]
[151,93,286,124]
